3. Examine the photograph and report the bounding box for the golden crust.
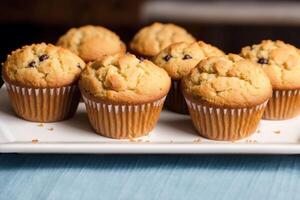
[57,25,126,62]
[2,43,85,88]
[79,53,171,104]
[130,22,196,57]
[182,54,272,108]
[240,40,300,90]
[153,41,224,79]
[197,41,225,58]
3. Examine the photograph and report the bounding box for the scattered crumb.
[136,139,143,142]
[37,123,44,127]
[193,138,202,143]
[32,139,39,143]
[145,140,150,143]
[273,130,281,134]
[48,128,54,131]
[245,139,257,143]
[256,129,261,134]
[170,140,174,143]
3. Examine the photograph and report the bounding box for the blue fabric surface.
[0,154,299,200]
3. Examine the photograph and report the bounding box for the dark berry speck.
[39,54,49,62]
[163,55,172,62]
[183,54,192,60]
[28,61,36,68]
[257,58,268,64]
[139,57,145,62]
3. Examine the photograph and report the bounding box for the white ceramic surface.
[0,86,300,154]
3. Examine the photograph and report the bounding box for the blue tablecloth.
[0,154,299,200]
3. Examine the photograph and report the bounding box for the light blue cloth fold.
[0,155,299,200]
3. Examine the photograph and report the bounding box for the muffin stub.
[130,22,196,57]
[182,54,272,108]
[57,25,126,62]
[2,43,85,88]
[79,53,171,104]
[79,53,170,139]
[182,54,272,140]
[240,40,300,90]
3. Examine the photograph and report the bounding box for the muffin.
[241,40,300,120]
[153,41,224,114]
[57,25,126,62]
[2,43,85,122]
[182,54,272,141]
[79,53,171,139]
[130,22,196,59]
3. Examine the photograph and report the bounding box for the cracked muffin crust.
[240,40,300,90]
[2,43,85,87]
[79,53,171,104]
[130,22,196,57]
[197,41,225,58]
[182,54,272,108]
[153,41,224,80]
[57,25,126,62]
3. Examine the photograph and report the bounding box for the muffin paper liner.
[185,98,268,141]
[82,95,166,139]
[263,89,300,120]
[165,80,189,114]
[4,81,80,122]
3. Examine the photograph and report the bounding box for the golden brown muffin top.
[182,54,272,108]
[130,22,196,57]
[2,43,85,88]
[79,53,171,104]
[57,25,126,62]
[240,40,300,90]
[153,41,224,80]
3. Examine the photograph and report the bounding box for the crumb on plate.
[245,139,257,143]
[193,138,202,143]
[273,130,281,134]
[32,139,39,143]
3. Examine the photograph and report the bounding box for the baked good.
[241,40,300,119]
[182,54,272,140]
[79,53,171,139]
[57,25,126,62]
[130,22,196,58]
[2,43,85,122]
[153,41,224,114]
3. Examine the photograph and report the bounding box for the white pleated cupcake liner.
[263,89,300,120]
[185,98,268,141]
[82,95,166,139]
[4,81,80,122]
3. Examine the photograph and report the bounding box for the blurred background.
[1,0,300,83]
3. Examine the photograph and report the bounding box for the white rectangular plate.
[0,86,300,154]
